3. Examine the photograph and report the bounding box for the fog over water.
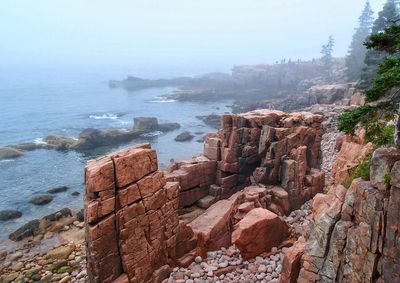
[1,0,387,75]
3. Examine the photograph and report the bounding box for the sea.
[0,65,232,245]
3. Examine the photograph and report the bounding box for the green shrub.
[384,173,392,185]
[337,105,372,135]
[344,154,372,188]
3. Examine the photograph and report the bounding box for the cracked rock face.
[282,147,400,283]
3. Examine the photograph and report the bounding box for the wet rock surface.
[0,210,22,221]
[29,195,54,205]
[175,131,195,142]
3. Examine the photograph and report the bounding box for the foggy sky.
[0,0,387,74]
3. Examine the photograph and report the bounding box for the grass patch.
[344,154,372,188]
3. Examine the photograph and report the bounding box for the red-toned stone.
[190,193,241,252]
[117,183,141,208]
[278,237,305,283]
[85,156,115,193]
[110,144,158,188]
[232,208,290,259]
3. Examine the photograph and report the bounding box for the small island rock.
[175,131,195,142]
[30,195,54,205]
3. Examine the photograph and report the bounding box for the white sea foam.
[141,131,162,138]
[150,96,176,103]
[89,113,119,120]
[34,138,47,145]
[0,159,15,163]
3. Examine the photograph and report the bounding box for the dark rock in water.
[0,209,22,221]
[30,195,54,205]
[0,147,24,160]
[175,131,195,142]
[71,191,80,196]
[133,117,158,131]
[157,122,180,132]
[76,209,84,222]
[42,208,72,222]
[71,128,139,150]
[43,135,76,150]
[9,219,41,241]
[11,142,46,151]
[47,186,69,194]
[196,114,221,129]
[194,131,204,135]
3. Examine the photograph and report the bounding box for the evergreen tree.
[321,35,335,78]
[338,23,400,146]
[359,0,399,88]
[345,1,374,81]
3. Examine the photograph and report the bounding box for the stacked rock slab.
[85,144,196,283]
[165,156,216,208]
[203,109,325,211]
[281,147,400,283]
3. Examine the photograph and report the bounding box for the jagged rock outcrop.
[84,144,196,283]
[331,131,373,185]
[281,147,400,283]
[203,109,324,211]
[165,110,325,212]
[84,109,327,282]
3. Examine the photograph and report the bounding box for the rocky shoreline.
[0,117,180,161]
[0,91,375,283]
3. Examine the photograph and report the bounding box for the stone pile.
[280,147,400,282]
[167,245,285,283]
[165,156,217,208]
[0,222,87,283]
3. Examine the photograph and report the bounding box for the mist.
[0,0,387,75]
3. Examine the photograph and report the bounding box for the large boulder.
[232,208,290,259]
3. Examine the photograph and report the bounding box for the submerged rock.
[42,208,72,222]
[196,114,221,129]
[43,135,76,150]
[9,219,41,241]
[0,147,24,160]
[157,122,180,132]
[71,191,80,196]
[175,131,194,142]
[47,186,69,194]
[0,209,22,221]
[30,195,54,205]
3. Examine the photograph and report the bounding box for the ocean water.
[0,66,232,244]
